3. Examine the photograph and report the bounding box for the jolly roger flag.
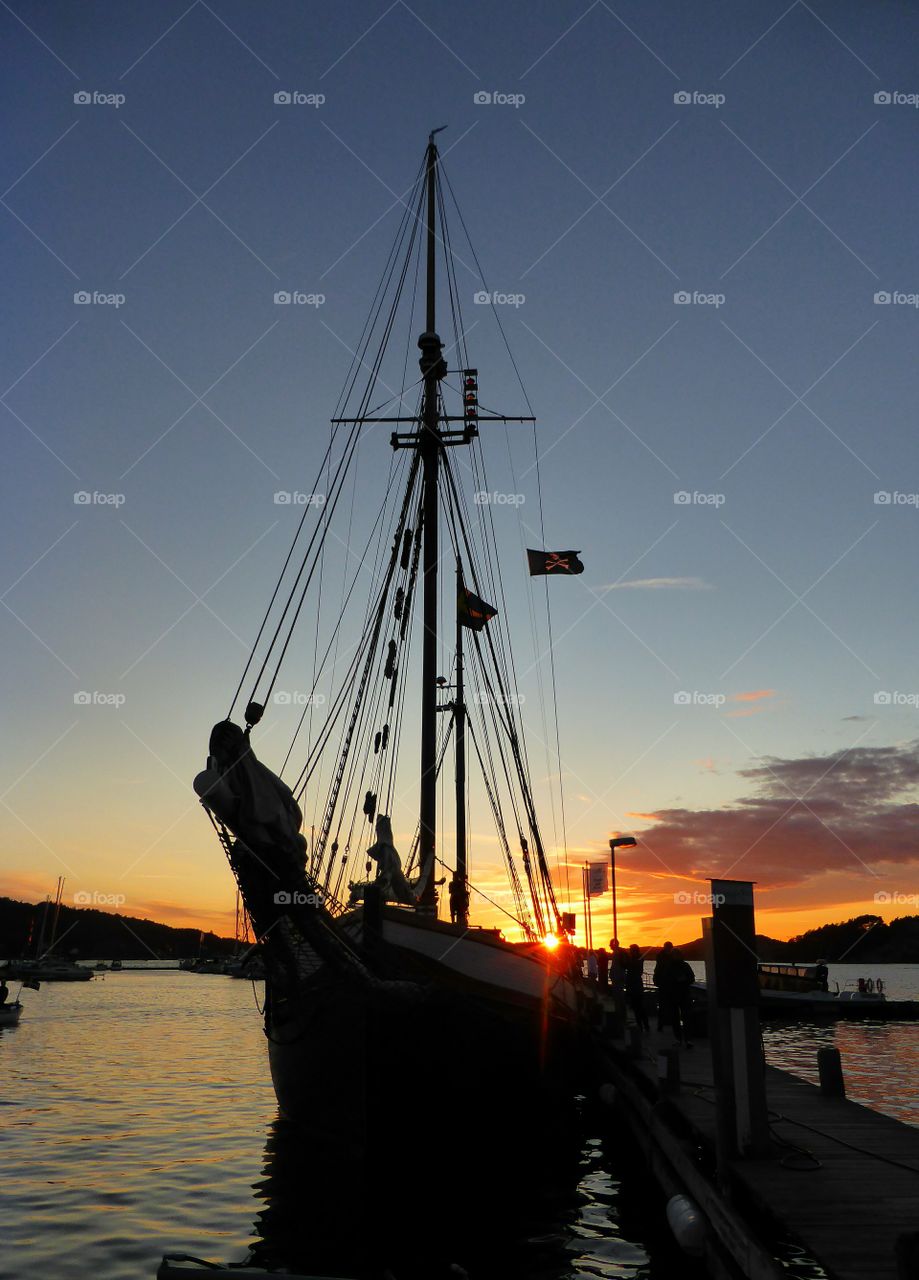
[526,549,585,576]
[457,584,498,631]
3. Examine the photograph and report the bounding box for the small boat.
[0,1001,23,1027]
[689,961,917,1021]
[756,962,907,1016]
[4,958,93,982]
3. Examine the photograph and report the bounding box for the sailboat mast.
[417,130,446,914]
[454,558,468,928]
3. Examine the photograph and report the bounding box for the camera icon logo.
[874,890,892,903]
[673,291,691,304]
[674,691,691,705]
[874,291,892,305]
[274,891,292,904]
[473,290,490,304]
[73,890,91,904]
[874,691,892,704]
[874,91,892,105]
[874,491,892,505]
[274,491,292,504]
[74,291,91,304]
[274,691,292,704]
[673,490,691,504]
[74,691,91,704]
[74,91,91,105]
[473,91,492,105]
[674,890,691,903]
[673,91,691,105]
[274,91,292,104]
[74,491,91,504]
[274,290,291,305]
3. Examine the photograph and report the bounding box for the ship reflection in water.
[244,1100,721,1280]
[246,1105,699,1280]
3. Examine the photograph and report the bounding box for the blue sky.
[3,0,919,943]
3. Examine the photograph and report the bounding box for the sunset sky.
[3,1,919,951]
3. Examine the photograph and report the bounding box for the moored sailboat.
[193,135,593,1130]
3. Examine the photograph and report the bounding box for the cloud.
[732,689,775,703]
[633,740,919,888]
[598,576,714,592]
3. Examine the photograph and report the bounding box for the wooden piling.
[817,1045,846,1098]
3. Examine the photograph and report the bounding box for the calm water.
[1,970,705,1280]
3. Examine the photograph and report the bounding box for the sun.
[542,933,560,951]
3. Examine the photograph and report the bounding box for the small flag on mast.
[586,862,608,897]
[527,549,584,576]
[457,584,497,632]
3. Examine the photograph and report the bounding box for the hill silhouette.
[671,914,919,964]
[0,896,236,961]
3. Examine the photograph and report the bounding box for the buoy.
[666,1193,706,1257]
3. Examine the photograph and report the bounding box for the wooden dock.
[599,1024,919,1280]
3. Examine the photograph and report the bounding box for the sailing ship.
[193,134,593,1133]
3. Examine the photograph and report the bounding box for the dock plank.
[609,1028,919,1280]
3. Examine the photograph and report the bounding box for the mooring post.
[708,880,771,1162]
[817,1046,846,1098]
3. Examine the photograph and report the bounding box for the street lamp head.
[609,837,637,851]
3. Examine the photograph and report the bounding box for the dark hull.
[266,958,590,1143]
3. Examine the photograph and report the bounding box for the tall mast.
[416,129,447,914]
[454,558,468,928]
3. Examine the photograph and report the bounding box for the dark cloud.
[633,742,919,887]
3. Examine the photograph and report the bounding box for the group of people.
[579,938,696,1047]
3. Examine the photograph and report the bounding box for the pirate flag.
[457,584,498,631]
[526,549,584,576]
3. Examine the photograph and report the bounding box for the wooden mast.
[416,129,446,914]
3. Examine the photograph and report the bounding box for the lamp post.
[608,837,636,945]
